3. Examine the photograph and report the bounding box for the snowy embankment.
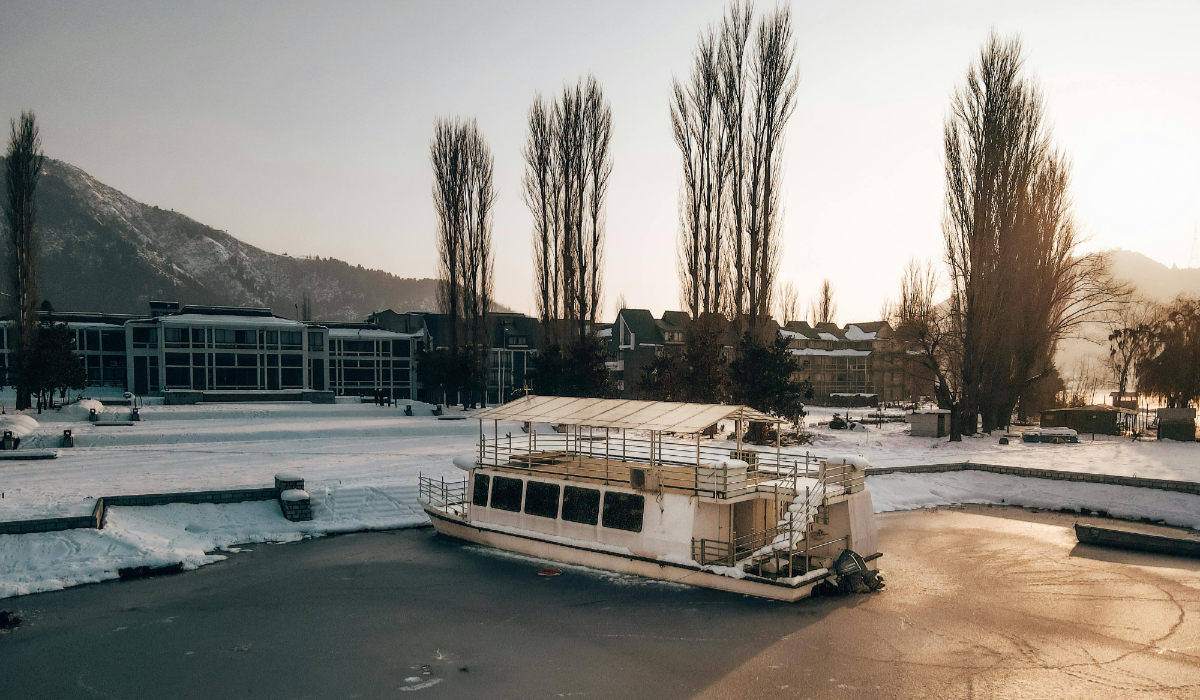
[868,471,1200,530]
[0,481,433,598]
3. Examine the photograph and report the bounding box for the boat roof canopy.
[473,395,781,433]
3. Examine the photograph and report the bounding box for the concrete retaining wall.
[0,486,290,535]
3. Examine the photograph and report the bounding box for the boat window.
[490,476,523,512]
[524,481,560,519]
[472,473,490,507]
[601,492,644,533]
[562,486,601,525]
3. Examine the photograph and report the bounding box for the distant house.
[607,309,691,397]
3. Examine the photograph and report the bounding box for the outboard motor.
[833,549,885,594]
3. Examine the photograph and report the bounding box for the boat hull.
[422,505,854,602]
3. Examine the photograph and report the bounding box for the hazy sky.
[2,0,1198,321]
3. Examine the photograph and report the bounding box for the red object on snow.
[538,568,562,577]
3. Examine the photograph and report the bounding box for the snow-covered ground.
[799,405,1200,482]
[1,400,1198,599]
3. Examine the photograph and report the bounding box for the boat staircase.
[691,459,864,579]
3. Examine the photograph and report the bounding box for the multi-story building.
[323,323,423,398]
[780,320,931,405]
[2,302,428,400]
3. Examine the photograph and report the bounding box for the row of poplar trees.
[672,0,796,331]
[428,75,616,405]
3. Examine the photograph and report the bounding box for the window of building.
[508,335,528,347]
[164,327,186,346]
[280,331,303,348]
[523,481,560,519]
[472,474,490,507]
[281,368,303,388]
[490,476,523,512]
[265,330,278,346]
[562,486,601,525]
[391,339,410,357]
[101,355,127,387]
[101,330,126,352]
[191,328,205,346]
[132,327,158,348]
[601,492,644,532]
[344,340,373,354]
[308,332,323,350]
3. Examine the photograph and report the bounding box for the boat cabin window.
[562,486,601,525]
[472,474,490,507]
[523,481,560,519]
[490,476,523,512]
[601,492,644,533]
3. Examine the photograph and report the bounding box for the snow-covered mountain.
[0,157,441,320]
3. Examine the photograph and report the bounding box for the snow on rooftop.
[844,325,878,341]
[161,314,305,328]
[790,348,871,357]
[327,328,416,339]
[818,332,840,341]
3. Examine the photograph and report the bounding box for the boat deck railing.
[477,431,844,497]
[418,474,467,516]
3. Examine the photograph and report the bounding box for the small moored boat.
[418,396,883,601]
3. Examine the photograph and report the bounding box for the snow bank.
[0,501,312,598]
[0,479,434,599]
[867,471,1200,530]
[0,414,39,438]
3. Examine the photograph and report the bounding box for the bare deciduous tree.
[774,280,799,323]
[890,260,960,413]
[807,278,836,325]
[1104,298,1154,398]
[613,292,628,318]
[523,96,558,332]
[524,75,612,346]
[741,5,797,328]
[675,1,798,334]
[942,31,1122,435]
[674,26,729,318]
[4,111,44,411]
[431,117,495,406]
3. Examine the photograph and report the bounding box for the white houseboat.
[418,395,883,602]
